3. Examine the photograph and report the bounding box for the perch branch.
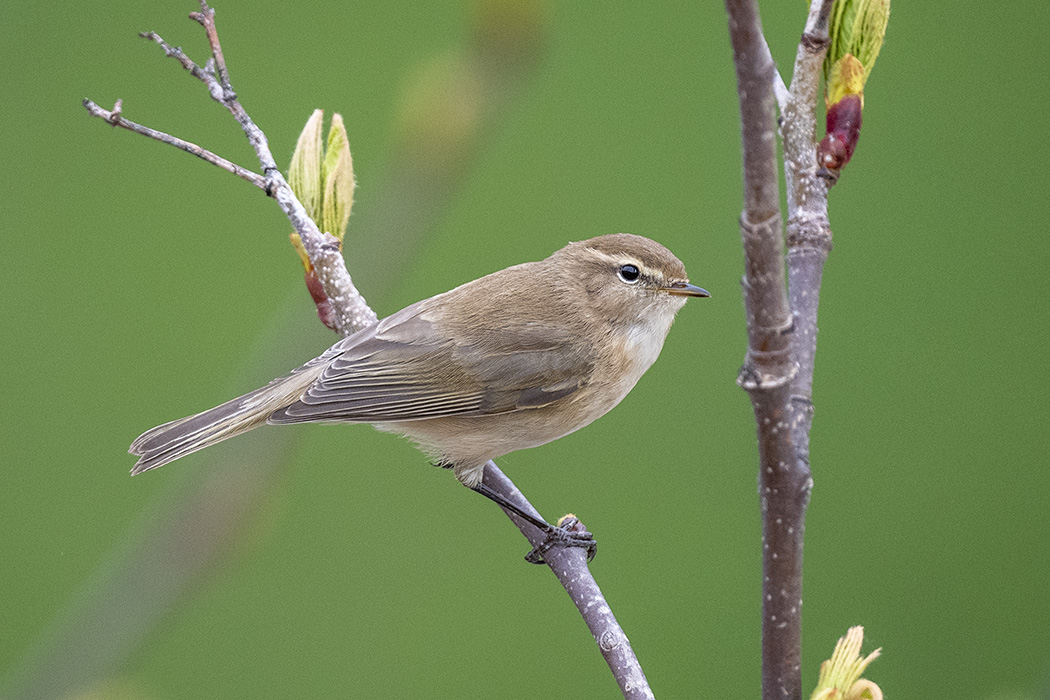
[483,464,653,699]
[83,2,648,697]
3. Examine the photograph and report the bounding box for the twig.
[82,98,267,189]
[137,31,222,101]
[726,1,783,221]
[724,2,810,700]
[189,6,233,93]
[138,13,374,337]
[83,3,648,696]
[153,5,278,175]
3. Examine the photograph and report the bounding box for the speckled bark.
[725,1,834,699]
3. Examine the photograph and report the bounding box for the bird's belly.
[379,405,589,462]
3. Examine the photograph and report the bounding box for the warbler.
[130,233,707,551]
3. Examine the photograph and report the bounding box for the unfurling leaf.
[288,109,324,222]
[810,627,882,700]
[320,113,355,242]
[287,111,356,321]
[826,0,889,87]
[826,53,866,109]
[817,0,890,183]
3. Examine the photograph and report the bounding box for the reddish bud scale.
[817,94,863,181]
[304,268,337,331]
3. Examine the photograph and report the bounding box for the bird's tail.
[129,364,326,475]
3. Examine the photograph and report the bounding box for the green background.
[3,1,1048,698]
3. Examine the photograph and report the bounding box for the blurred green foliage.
[2,0,1049,698]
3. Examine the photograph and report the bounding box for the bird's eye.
[617,264,641,283]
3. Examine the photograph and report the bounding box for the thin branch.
[483,464,653,700]
[81,2,648,696]
[189,5,233,92]
[183,4,278,175]
[724,2,808,700]
[783,0,835,465]
[138,31,223,101]
[774,71,790,116]
[82,99,267,189]
[137,17,373,337]
[757,37,789,115]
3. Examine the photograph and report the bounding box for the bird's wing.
[267,300,593,424]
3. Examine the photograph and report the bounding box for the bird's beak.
[662,281,710,298]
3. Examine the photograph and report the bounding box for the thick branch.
[726,2,781,221]
[724,0,795,391]
[724,0,795,396]
[725,2,808,700]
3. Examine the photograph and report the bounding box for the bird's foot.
[524,515,597,565]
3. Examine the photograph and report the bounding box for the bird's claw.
[524,516,597,564]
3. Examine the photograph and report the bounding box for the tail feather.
[129,365,325,474]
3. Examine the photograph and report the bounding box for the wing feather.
[267,298,593,425]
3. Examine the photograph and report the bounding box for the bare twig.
[724,2,810,700]
[726,2,782,221]
[137,14,374,337]
[137,31,222,100]
[80,2,648,697]
[188,5,233,92]
[82,98,267,189]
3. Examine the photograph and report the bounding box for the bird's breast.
[613,318,670,380]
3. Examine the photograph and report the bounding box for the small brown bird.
[130,233,707,511]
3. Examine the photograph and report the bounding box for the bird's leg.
[470,482,597,564]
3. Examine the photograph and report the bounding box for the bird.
[129,233,707,544]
